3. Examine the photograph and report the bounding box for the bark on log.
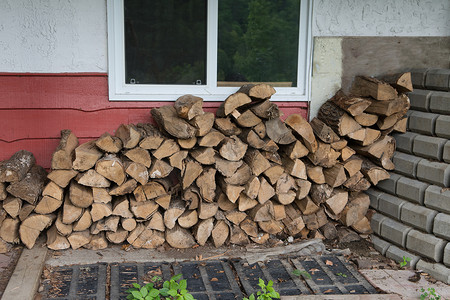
[0,150,35,183]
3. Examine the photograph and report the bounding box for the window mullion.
[206,0,218,91]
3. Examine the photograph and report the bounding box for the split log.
[182,160,203,189]
[93,187,112,204]
[95,155,126,186]
[212,220,229,247]
[330,139,348,151]
[343,157,363,177]
[282,204,305,236]
[225,210,247,225]
[47,169,78,188]
[198,130,225,147]
[257,177,275,204]
[360,158,390,185]
[20,213,56,249]
[177,137,197,149]
[317,102,361,136]
[307,142,340,168]
[295,196,319,215]
[245,149,271,176]
[379,72,413,93]
[72,141,103,171]
[77,170,110,188]
[324,189,348,216]
[68,230,92,249]
[215,157,243,177]
[244,176,260,200]
[46,225,71,250]
[351,76,397,101]
[230,225,249,245]
[130,199,158,220]
[282,141,309,160]
[164,200,186,229]
[190,112,215,136]
[305,164,325,184]
[295,179,311,200]
[285,114,318,152]
[216,92,251,117]
[178,210,198,228]
[343,171,371,192]
[354,113,379,127]
[250,99,280,119]
[250,233,270,245]
[0,150,35,182]
[125,162,149,185]
[365,94,410,117]
[0,218,20,243]
[155,194,171,210]
[198,201,218,220]
[239,129,265,149]
[258,220,284,235]
[194,169,216,203]
[95,132,123,153]
[262,150,283,165]
[151,105,196,139]
[7,165,47,204]
[238,83,276,100]
[340,193,370,226]
[112,196,133,218]
[393,117,407,133]
[351,216,372,234]
[138,124,164,150]
[149,159,173,179]
[182,187,201,210]
[240,218,258,237]
[106,228,128,244]
[194,218,214,246]
[70,181,93,208]
[174,94,204,120]
[0,183,7,200]
[249,201,274,222]
[320,223,338,240]
[84,233,108,250]
[90,202,113,222]
[73,210,92,232]
[309,184,333,205]
[91,216,120,234]
[62,195,83,224]
[3,196,22,218]
[55,212,72,236]
[217,193,237,211]
[232,109,262,128]
[341,146,356,162]
[52,130,78,169]
[169,151,188,172]
[165,224,196,248]
[323,163,347,188]
[330,91,372,116]
[214,117,242,136]
[152,139,180,160]
[18,203,35,221]
[273,204,286,220]
[353,136,395,161]
[238,193,258,211]
[191,148,216,165]
[148,212,165,232]
[310,118,340,143]
[124,147,151,167]
[115,124,141,149]
[219,136,248,162]
[282,156,307,180]
[34,196,62,215]
[265,118,296,145]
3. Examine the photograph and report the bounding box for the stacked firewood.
[0,150,48,251]
[0,73,412,251]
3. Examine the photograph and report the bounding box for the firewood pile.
[0,73,412,251]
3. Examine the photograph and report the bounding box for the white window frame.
[107,0,312,101]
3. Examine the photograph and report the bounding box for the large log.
[379,72,413,93]
[351,76,397,101]
[51,130,78,170]
[0,150,35,183]
[70,181,94,208]
[7,165,47,204]
[165,225,196,249]
[151,105,196,139]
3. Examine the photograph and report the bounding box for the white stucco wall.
[0,0,107,73]
[313,0,450,37]
[0,0,448,73]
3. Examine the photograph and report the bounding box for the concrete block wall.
[368,69,450,284]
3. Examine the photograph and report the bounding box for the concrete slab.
[360,269,450,299]
[2,243,47,300]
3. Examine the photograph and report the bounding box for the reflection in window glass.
[124,0,207,85]
[218,0,300,87]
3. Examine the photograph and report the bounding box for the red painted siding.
[0,73,309,168]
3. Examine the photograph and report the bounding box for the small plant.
[336,273,347,278]
[292,269,311,279]
[420,287,441,300]
[399,256,411,268]
[126,274,194,300]
[243,279,280,300]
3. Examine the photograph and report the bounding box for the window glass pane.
[218,0,300,87]
[124,0,207,85]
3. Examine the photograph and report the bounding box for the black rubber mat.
[40,255,377,299]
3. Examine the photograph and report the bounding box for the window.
[107,0,312,101]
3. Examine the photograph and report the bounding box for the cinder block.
[380,217,413,247]
[444,243,450,267]
[365,188,384,209]
[393,132,418,154]
[408,89,432,112]
[433,213,450,240]
[416,260,450,284]
[417,159,450,187]
[424,185,450,214]
[406,229,447,262]
[409,68,429,89]
[377,173,401,195]
[400,202,438,233]
[396,176,429,205]
[435,115,450,139]
[378,193,407,220]
[412,135,447,161]
[370,234,391,256]
[393,151,423,178]
[444,141,450,164]
[370,213,387,235]
[429,91,450,114]
[425,69,450,91]
[408,111,439,135]
[386,245,420,268]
